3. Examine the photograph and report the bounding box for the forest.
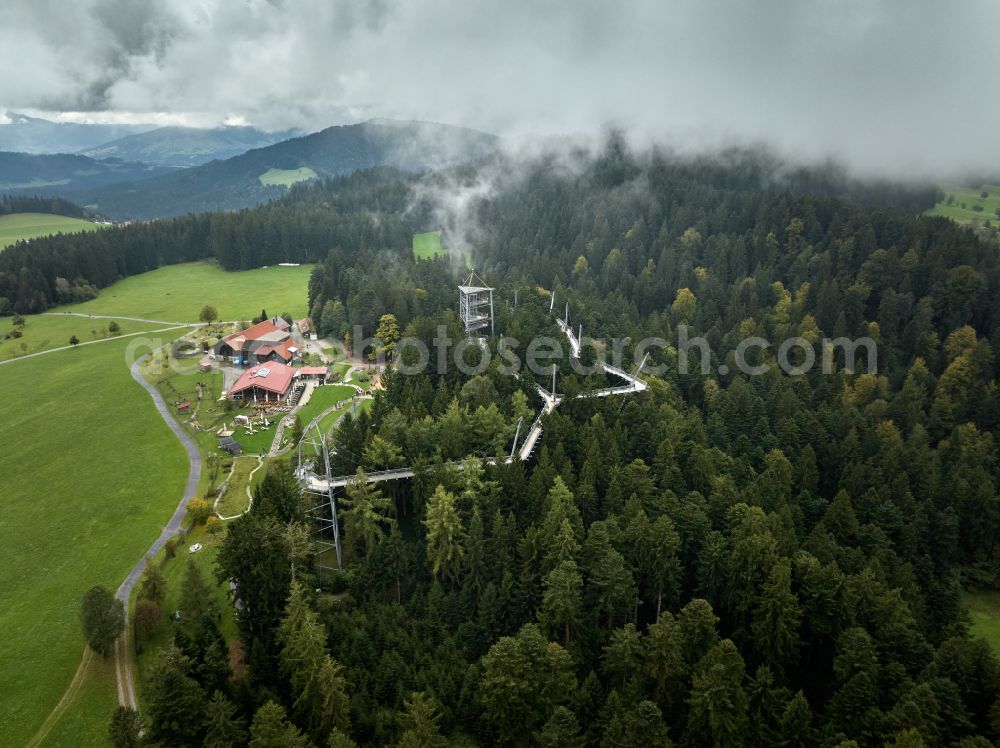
[0,193,94,219]
[97,140,1000,745]
[0,167,417,314]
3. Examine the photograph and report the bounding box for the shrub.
[134,598,162,641]
[186,497,213,525]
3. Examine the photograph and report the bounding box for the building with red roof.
[227,362,299,402]
[298,366,328,382]
[213,317,298,366]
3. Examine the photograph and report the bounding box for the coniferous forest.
[28,140,1000,745]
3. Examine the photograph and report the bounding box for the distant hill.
[0,152,177,193]
[60,119,499,219]
[0,111,156,154]
[79,125,299,167]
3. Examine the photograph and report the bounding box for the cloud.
[1,0,998,178]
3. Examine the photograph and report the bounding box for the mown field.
[57,260,313,322]
[295,384,358,430]
[926,184,1000,227]
[0,314,171,361]
[31,652,119,748]
[964,590,1000,657]
[413,230,472,268]
[0,332,189,747]
[0,213,102,250]
[259,166,317,186]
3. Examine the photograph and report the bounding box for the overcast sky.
[1,0,997,177]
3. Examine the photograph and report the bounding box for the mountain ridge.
[0,111,156,154]
[52,119,499,219]
[79,125,300,167]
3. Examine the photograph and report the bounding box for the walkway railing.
[301,308,647,490]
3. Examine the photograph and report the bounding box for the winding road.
[109,353,204,708]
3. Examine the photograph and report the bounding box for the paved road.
[111,353,204,708]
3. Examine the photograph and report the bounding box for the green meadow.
[413,230,472,268]
[926,185,1000,228]
[964,590,1000,657]
[58,260,313,322]
[0,213,102,250]
[259,166,318,186]
[0,314,170,361]
[215,455,265,517]
[31,651,119,748]
[2,258,318,744]
[295,384,358,429]
[0,332,189,747]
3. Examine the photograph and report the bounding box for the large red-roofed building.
[228,362,298,402]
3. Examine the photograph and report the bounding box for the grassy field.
[413,230,472,268]
[926,185,1000,227]
[215,455,265,517]
[259,166,318,187]
[317,399,368,437]
[296,384,357,428]
[32,652,119,748]
[328,362,351,380]
[0,332,189,747]
[0,213,102,250]
[57,261,313,322]
[964,590,1000,657]
[3,260,317,744]
[0,314,170,361]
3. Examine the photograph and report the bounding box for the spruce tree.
[424,484,468,585]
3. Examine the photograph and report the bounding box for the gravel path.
[0,325,189,366]
[43,311,193,326]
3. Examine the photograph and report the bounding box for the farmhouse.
[253,338,299,365]
[228,362,298,403]
[297,317,315,339]
[213,317,298,365]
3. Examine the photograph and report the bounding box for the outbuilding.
[218,435,243,455]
